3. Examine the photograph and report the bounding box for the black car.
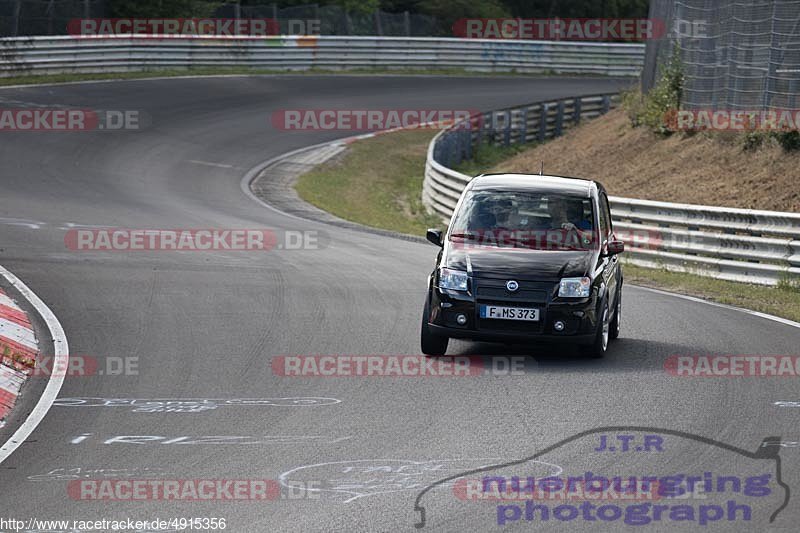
[421,173,624,358]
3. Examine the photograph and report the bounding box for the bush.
[739,130,800,152]
[775,130,800,151]
[742,131,767,151]
[624,47,684,134]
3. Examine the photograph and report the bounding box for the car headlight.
[559,277,591,298]
[439,268,469,291]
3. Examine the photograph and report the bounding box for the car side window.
[598,193,611,241]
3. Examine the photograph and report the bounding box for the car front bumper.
[427,281,600,344]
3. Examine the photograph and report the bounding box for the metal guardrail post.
[538,103,548,142]
[573,98,582,124]
[449,132,459,166]
[462,129,472,161]
[440,134,450,167]
[451,133,461,166]
[602,95,611,114]
[519,108,528,143]
[555,101,565,137]
[503,110,512,146]
[11,0,21,37]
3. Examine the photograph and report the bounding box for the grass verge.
[295,127,800,323]
[622,262,800,323]
[295,129,442,236]
[452,142,527,176]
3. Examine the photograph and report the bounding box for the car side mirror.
[607,239,625,256]
[426,228,443,247]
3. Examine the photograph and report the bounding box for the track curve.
[1,75,799,532]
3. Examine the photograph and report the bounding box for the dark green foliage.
[623,48,684,135]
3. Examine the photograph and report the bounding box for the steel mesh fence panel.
[646,0,800,111]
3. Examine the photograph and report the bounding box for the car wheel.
[421,295,449,356]
[609,287,621,340]
[582,300,609,359]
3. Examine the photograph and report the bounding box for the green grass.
[452,142,528,176]
[295,129,444,236]
[0,66,579,88]
[622,262,800,323]
[296,125,800,323]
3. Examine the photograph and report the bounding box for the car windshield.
[450,189,596,250]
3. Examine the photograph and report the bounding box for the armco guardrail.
[610,199,800,285]
[422,96,800,286]
[423,93,620,218]
[0,35,644,78]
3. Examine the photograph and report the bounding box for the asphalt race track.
[1,75,799,532]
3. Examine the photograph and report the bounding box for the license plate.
[479,305,539,321]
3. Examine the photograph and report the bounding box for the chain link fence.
[643,0,800,110]
[0,1,438,37]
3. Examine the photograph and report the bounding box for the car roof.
[469,173,600,198]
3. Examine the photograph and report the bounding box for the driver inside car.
[548,197,592,231]
[547,196,594,247]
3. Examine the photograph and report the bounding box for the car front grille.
[473,279,554,333]
[474,279,550,303]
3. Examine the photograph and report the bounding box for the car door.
[598,192,619,309]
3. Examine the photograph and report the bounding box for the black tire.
[421,295,449,356]
[609,287,621,340]
[582,299,609,359]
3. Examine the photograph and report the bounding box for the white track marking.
[0,265,69,465]
[279,458,563,503]
[187,160,240,169]
[0,217,45,229]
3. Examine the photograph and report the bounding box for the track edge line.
[0,265,69,465]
